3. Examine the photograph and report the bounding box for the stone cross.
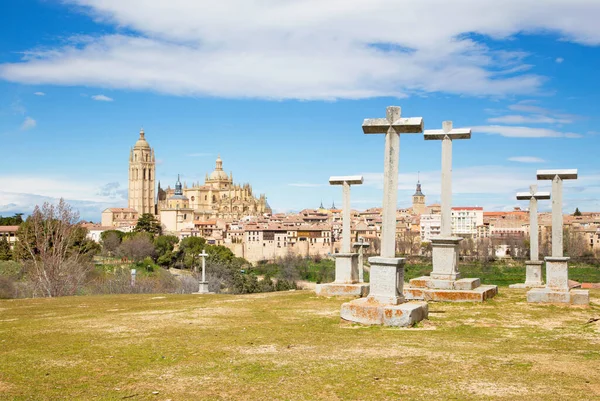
[537,170,578,257]
[353,238,370,283]
[329,176,363,253]
[199,250,209,283]
[424,121,471,237]
[363,106,423,258]
[516,185,550,261]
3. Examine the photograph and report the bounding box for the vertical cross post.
[196,250,210,294]
[425,121,471,237]
[536,169,577,291]
[363,106,424,258]
[516,185,550,261]
[514,185,550,288]
[329,176,363,283]
[199,250,209,283]
[329,176,363,253]
[424,121,470,281]
[537,170,577,258]
[362,106,423,304]
[527,169,588,304]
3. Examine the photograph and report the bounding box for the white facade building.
[420,214,441,242]
[451,207,484,237]
[421,207,484,242]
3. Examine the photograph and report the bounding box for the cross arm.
[516,192,551,200]
[362,117,424,134]
[362,118,391,134]
[329,175,363,185]
[424,128,471,140]
[537,169,578,180]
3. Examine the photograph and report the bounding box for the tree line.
[0,204,299,299]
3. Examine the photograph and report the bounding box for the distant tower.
[412,175,426,215]
[128,128,156,215]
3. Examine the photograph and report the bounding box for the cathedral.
[127,129,271,227]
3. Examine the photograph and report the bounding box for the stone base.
[315,283,370,297]
[511,260,545,288]
[194,281,210,294]
[404,276,498,302]
[527,287,589,305]
[430,237,462,280]
[333,253,359,284]
[545,257,570,290]
[340,297,428,327]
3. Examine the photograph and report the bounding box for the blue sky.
[1,0,600,221]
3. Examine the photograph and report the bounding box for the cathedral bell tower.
[412,177,426,216]
[128,129,156,215]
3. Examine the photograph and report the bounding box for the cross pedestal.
[510,185,549,289]
[340,106,428,327]
[352,240,370,283]
[404,121,497,302]
[527,170,589,305]
[316,176,369,297]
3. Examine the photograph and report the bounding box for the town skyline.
[1,1,600,220]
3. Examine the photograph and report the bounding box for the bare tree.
[118,233,156,262]
[565,229,589,260]
[102,232,122,256]
[16,199,93,297]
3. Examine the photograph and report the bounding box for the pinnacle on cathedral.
[175,174,183,195]
[413,180,424,196]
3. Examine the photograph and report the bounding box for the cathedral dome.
[134,129,151,149]
[209,155,230,181]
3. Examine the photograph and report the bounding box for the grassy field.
[1,290,599,400]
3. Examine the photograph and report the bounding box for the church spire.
[175,174,183,195]
[413,172,424,196]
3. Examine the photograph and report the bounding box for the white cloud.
[20,116,36,131]
[472,125,582,138]
[91,94,114,101]
[508,156,546,163]
[487,114,572,124]
[33,91,45,96]
[0,175,128,221]
[556,57,564,63]
[1,1,600,99]
[507,100,551,114]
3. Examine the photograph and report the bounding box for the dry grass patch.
[0,290,599,400]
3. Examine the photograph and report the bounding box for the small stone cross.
[516,185,550,261]
[329,176,363,253]
[536,170,578,257]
